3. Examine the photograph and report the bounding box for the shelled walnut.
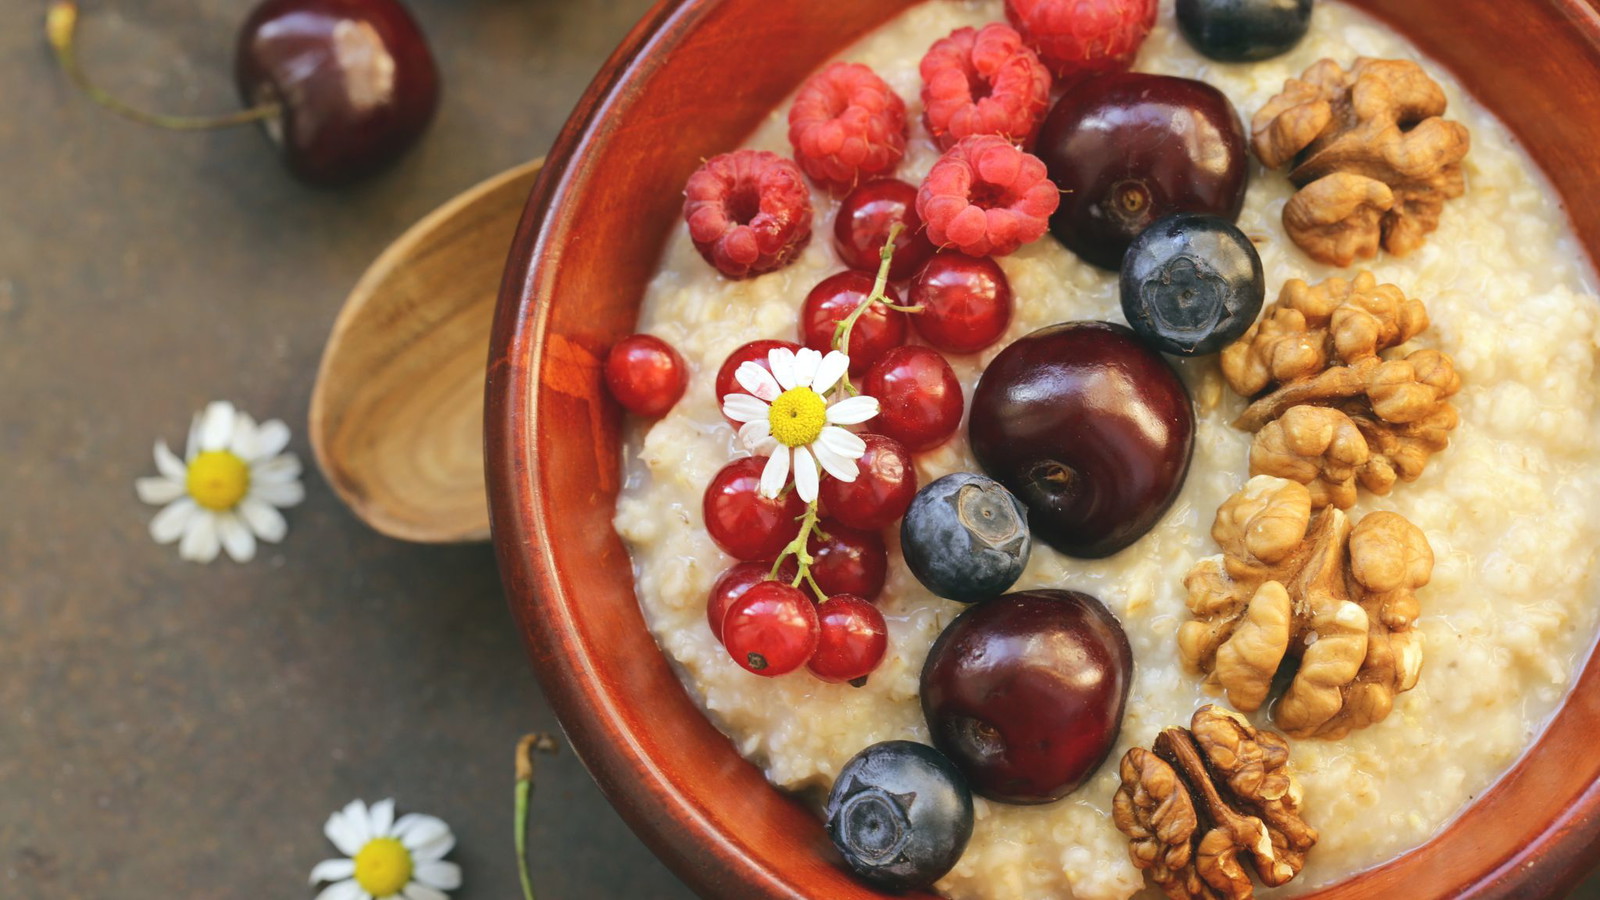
[1221,272,1460,508]
[1253,57,1470,265]
[1179,476,1432,739]
[1113,705,1318,900]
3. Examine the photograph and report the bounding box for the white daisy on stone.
[135,400,304,563]
[310,798,461,900]
[721,346,879,503]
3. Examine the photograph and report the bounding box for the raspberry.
[916,136,1059,258]
[920,24,1052,151]
[1005,0,1159,80]
[788,62,909,192]
[683,150,813,280]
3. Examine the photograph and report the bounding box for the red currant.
[808,520,889,602]
[834,179,937,281]
[909,253,1013,354]
[808,595,889,684]
[862,346,965,451]
[800,271,908,376]
[703,457,806,561]
[715,339,801,424]
[604,334,688,418]
[707,560,796,642]
[818,433,918,531]
[723,581,820,676]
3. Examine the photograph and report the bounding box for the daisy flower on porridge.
[721,346,879,503]
[135,400,304,563]
[310,798,461,900]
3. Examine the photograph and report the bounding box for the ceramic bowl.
[485,1,1600,897]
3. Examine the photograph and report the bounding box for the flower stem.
[47,1,281,131]
[514,734,559,900]
[831,223,915,395]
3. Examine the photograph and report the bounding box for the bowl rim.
[486,0,1600,897]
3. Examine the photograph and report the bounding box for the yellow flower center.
[353,837,413,898]
[768,387,827,448]
[186,451,250,511]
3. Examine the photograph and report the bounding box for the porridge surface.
[612,2,1600,897]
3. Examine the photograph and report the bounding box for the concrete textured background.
[0,1,1597,898]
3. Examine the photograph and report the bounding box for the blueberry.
[1120,212,1264,357]
[1176,0,1314,62]
[825,740,974,891]
[901,473,1031,603]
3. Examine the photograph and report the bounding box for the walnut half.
[1253,57,1470,266]
[1113,706,1319,899]
[1179,476,1432,739]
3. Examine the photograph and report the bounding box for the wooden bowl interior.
[487,1,1600,897]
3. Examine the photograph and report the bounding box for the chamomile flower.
[310,799,461,900]
[721,346,879,503]
[135,400,304,564]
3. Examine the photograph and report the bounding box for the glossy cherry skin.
[715,339,801,423]
[723,581,820,677]
[808,521,888,602]
[818,433,918,530]
[862,346,965,452]
[800,271,909,376]
[909,253,1014,354]
[707,559,796,643]
[834,179,937,281]
[234,0,440,185]
[604,334,687,417]
[808,595,889,683]
[969,322,1194,558]
[1036,73,1247,270]
[920,589,1133,804]
[703,457,807,561]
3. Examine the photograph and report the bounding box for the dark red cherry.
[834,179,937,280]
[235,0,440,185]
[800,271,909,375]
[1036,73,1247,270]
[909,253,1013,354]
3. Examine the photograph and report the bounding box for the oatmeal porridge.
[610,1,1600,897]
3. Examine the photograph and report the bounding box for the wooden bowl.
[485,2,1600,897]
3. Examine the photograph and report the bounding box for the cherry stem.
[770,501,825,598]
[831,223,916,395]
[47,1,281,131]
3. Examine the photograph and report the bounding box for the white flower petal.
[136,476,186,505]
[154,439,187,481]
[250,419,292,462]
[737,419,771,450]
[825,395,880,425]
[408,830,456,863]
[735,361,782,402]
[344,799,375,848]
[791,347,822,388]
[250,479,305,508]
[251,452,303,484]
[238,497,288,543]
[198,401,237,452]
[413,859,462,890]
[759,445,791,499]
[368,798,395,839]
[217,513,257,563]
[812,352,850,395]
[325,803,367,856]
[230,412,259,459]
[401,884,448,900]
[812,439,859,483]
[721,393,770,424]
[768,347,799,391]
[185,410,203,461]
[792,446,819,503]
[150,498,197,545]
[309,858,356,886]
[314,879,366,900]
[394,814,450,853]
[818,425,867,461]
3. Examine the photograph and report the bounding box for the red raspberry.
[1005,0,1158,80]
[916,136,1059,258]
[920,24,1052,151]
[788,62,909,193]
[683,150,813,279]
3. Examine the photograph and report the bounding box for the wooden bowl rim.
[486,1,1600,897]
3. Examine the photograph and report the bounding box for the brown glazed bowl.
[486,1,1600,897]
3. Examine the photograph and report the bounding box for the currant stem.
[831,222,909,395]
[770,501,824,596]
[47,1,281,131]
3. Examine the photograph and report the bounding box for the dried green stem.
[830,223,918,395]
[514,734,559,900]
